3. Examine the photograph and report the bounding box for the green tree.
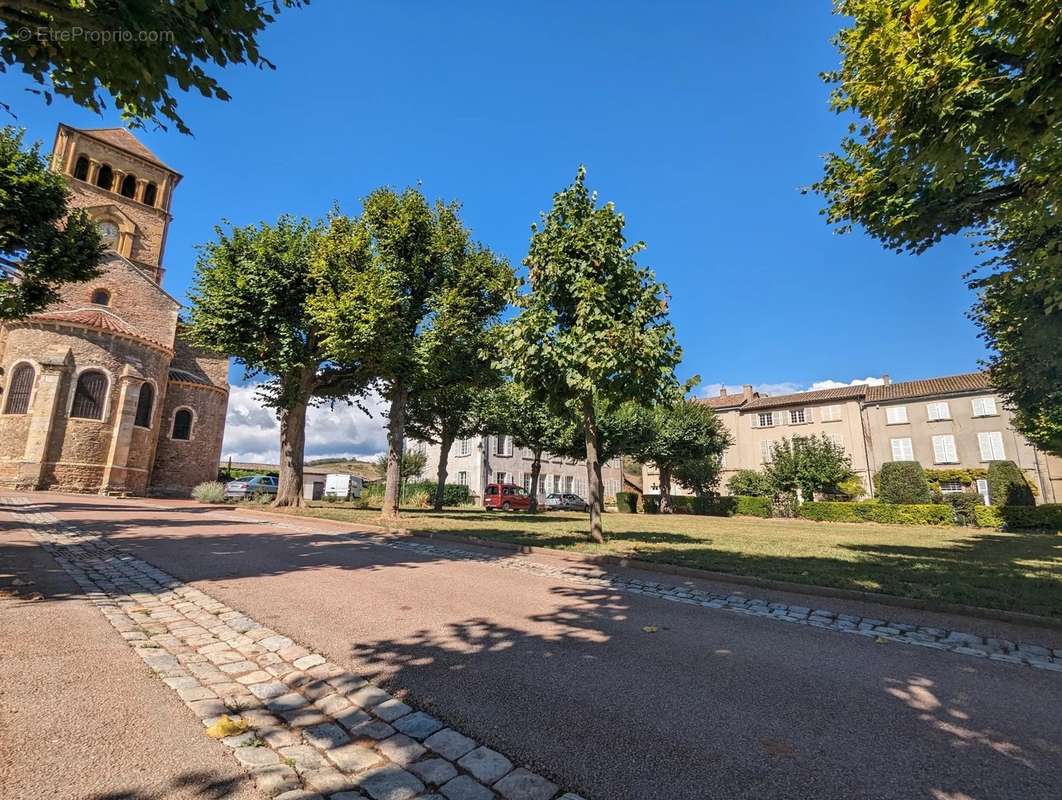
[0,127,103,319]
[188,214,369,508]
[727,469,774,498]
[673,454,724,499]
[814,0,1062,453]
[766,435,854,503]
[313,188,503,520]
[477,381,580,512]
[374,450,426,483]
[506,167,680,541]
[0,1,305,134]
[636,400,731,512]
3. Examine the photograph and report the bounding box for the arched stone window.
[91,287,111,305]
[3,363,35,414]
[71,370,108,420]
[73,156,90,181]
[143,182,158,207]
[134,382,154,428]
[96,164,114,191]
[120,174,137,198]
[171,408,194,440]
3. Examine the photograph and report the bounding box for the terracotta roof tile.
[865,372,992,403]
[742,384,869,411]
[696,394,749,410]
[76,127,176,173]
[28,308,169,351]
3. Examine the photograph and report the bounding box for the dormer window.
[119,174,137,198]
[73,156,90,181]
[143,182,158,207]
[91,288,111,306]
[96,164,114,191]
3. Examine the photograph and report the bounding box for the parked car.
[224,475,279,500]
[483,483,531,512]
[544,492,590,512]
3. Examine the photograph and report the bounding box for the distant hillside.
[304,457,380,480]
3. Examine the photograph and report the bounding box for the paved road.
[6,494,1062,800]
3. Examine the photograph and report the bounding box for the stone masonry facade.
[0,125,228,497]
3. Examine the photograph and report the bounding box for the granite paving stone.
[424,729,478,761]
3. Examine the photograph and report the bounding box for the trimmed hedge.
[877,461,931,504]
[987,460,1034,506]
[974,505,1004,528]
[362,480,470,506]
[692,495,772,518]
[615,491,638,513]
[640,494,660,514]
[798,501,953,526]
[998,504,1062,531]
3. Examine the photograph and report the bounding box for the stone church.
[0,124,229,496]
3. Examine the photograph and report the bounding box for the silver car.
[224,475,279,500]
[543,492,590,512]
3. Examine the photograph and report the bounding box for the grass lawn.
[276,504,1062,619]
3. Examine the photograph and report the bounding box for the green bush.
[798,501,952,526]
[941,490,984,526]
[641,495,660,514]
[191,481,226,503]
[999,504,1062,531]
[974,504,1004,528]
[726,469,774,497]
[428,483,472,507]
[877,461,931,504]
[692,495,772,518]
[615,491,638,513]
[361,480,469,507]
[669,496,696,513]
[987,461,1034,506]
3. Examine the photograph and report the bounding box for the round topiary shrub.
[191,481,226,504]
[877,461,931,504]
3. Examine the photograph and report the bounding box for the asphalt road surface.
[4,494,1061,800]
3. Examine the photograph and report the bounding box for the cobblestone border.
[243,516,1062,673]
[1,497,586,800]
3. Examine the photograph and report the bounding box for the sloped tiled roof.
[696,394,748,410]
[743,384,869,411]
[28,307,170,352]
[77,127,177,173]
[865,372,992,403]
[168,368,213,387]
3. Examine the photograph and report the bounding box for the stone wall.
[150,381,229,497]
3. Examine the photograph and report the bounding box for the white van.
[324,473,363,500]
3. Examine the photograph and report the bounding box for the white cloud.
[221,383,390,464]
[699,375,885,399]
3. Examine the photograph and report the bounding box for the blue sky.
[6,2,989,459]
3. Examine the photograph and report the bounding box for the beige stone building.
[419,435,624,502]
[643,372,1061,503]
[0,124,229,496]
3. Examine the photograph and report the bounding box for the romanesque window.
[134,383,154,428]
[171,408,193,440]
[96,164,114,191]
[71,371,107,419]
[120,174,137,198]
[91,287,111,305]
[73,156,90,181]
[3,363,34,414]
[143,182,158,207]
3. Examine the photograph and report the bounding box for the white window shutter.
[932,436,946,463]
[978,432,992,461]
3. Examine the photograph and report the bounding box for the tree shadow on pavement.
[87,769,248,800]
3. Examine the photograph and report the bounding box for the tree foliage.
[814,0,1062,453]
[188,214,368,507]
[726,469,774,498]
[0,126,102,319]
[766,435,854,502]
[505,167,680,540]
[0,0,305,134]
[374,450,426,482]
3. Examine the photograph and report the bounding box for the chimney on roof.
[719,387,728,397]
[743,384,753,400]
[882,374,891,385]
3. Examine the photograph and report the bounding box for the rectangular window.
[890,437,914,461]
[522,473,532,491]
[932,434,958,464]
[978,431,1005,461]
[820,405,841,422]
[885,406,908,425]
[457,471,469,486]
[971,397,998,417]
[940,481,964,493]
[759,440,774,463]
[789,409,805,425]
[458,438,472,456]
[757,412,774,428]
[494,471,508,485]
[494,436,512,457]
[926,402,951,421]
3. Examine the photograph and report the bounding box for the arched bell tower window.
[96,164,114,191]
[73,156,90,181]
[143,182,158,207]
[90,288,111,306]
[120,174,137,198]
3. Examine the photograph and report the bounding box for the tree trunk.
[434,425,456,511]
[528,448,543,513]
[275,399,308,508]
[658,464,673,513]
[382,380,408,520]
[581,397,604,543]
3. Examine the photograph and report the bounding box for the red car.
[482,482,532,511]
